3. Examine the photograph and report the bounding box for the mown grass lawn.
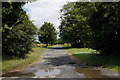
[62,45,120,72]
[2,47,46,72]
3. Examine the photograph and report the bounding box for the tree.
[59,2,95,47]
[89,2,120,55]
[38,22,57,46]
[59,2,120,55]
[2,2,37,58]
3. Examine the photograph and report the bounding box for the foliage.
[89,2,120,54]
[2,2,37,58]
[59,2,95,47]
[59,2,120,55]
[38,22,57,46]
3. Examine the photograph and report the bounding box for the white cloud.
[23,0,66,29]
[23,0,78,39]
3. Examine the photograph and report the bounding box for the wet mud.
[2,72,34,77]
[75,67,117,78]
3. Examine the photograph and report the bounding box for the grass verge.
[47,45,57,48]
[2,47,46,72]
[62,45,120,72]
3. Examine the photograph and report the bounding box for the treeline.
[2,2,37,58]
[59,2,120,55]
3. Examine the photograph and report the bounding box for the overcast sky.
[23,0,78,32]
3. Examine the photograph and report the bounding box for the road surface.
[2,45,119,79]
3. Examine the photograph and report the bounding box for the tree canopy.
[59,2,120,55]
[2,2,37,58]
[89,2,120,54]
[38,22,57,46]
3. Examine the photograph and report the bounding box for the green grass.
[2,47,46,71]
[47,45,57,48]
[37,45,57,49]
[62,45,120,72]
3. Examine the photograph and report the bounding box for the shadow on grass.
[73,53,120,69]
[49,45,120,71]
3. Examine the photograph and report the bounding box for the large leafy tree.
[38,22,57,46]
[59,2,120,55]
[89,2,120,54]
[2,2,37,58]
[59,2,95,47]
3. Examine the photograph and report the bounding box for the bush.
[2,2,37,58]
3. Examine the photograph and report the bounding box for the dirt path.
[2,45,120,79]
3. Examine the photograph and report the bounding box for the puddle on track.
[75,67,114,78]
[35,68,61,77]
[2,72,34,77]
